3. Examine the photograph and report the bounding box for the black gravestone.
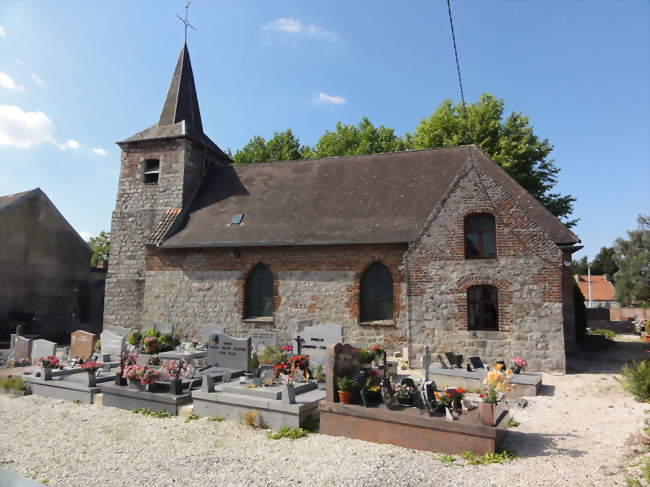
[437,354,448,369]
[400,377,416,388]
[455,354,464,368]
[469,356,485,370]
[496,360,507,368]
[444,352,456,367]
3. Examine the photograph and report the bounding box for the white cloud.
[0,27,5,38]
[0,72,25,93]
[30,73,46,88]
[59,139,81,150]
[0,105,55,148]
[315,92,346,105]
[79,231,93,241]
[91,147,107,156]
[263,18,337,40]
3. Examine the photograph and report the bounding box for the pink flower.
[283,345,293,352]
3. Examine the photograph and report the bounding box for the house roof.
[160,145,580,248]
[0,189,35,211]
[575,275,617,301]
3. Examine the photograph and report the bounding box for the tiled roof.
[576,275,617,301]
[146,208,182,245]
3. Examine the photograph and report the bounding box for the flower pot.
[479,402,496,427]
[85,372,97,387]
[169,378,183,395]
[513,366,522,375]
[41,368,53,380]
[115,372,127,386]
[338,390,354,404]
[397,395,414,406]
[453,396,462,410]
[129,379,146,392]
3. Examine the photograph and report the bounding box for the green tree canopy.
[87,231,110,267]
[233,129,304,165]
[306,117,405,159]
[590,246,619,280]
[408,94,575,224]
[613,215,650,306]
[572,255,589,276]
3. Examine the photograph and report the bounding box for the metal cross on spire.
[176,0,196,45]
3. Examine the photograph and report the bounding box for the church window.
[143,159,160,184]
[244,264,274,319]
[467,285,499,330]
[464,213,496,259]
[360,262,394,322]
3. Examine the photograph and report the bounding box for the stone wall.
[405,159,568,372]
[143,244,409,347]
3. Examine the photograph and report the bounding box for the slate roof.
[576,275,617,301]
[0,189,34,211]
[160,145,580,248]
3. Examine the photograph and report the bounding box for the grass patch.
[0,377,26,392]
[132,408,173,419]
[507,418,520,428]
[267,426,309,440]
[618,360,650,402]
[592,328,616,340]
[433,454,456,463]
[72,399,81,405]
[207,416,224,422]
[184,413,199,423]
[460,449,517,465]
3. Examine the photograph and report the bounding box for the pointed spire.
[158,44,203,133]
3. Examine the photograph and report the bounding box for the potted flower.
[511,357,527,374]
[478,364,513,426]
[163,359,187,395]
[142,336,162,354]
[81,361,99,387]
[369,344,384,365]
[363,374,382,402]
[441,387,466,410]
[115,353,135,386]
[37,356,60,380]
[123,365,159,392]
[337,376,359,404]
[393,384,416,406]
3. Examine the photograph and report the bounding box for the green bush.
[592,328,616,340]
[158,334,175,352]
[337,376,359,392]
[143,328,160,338]
[0,377,26,392]
[619,360,650,402]
[127,331,142,346]
[358,348,374,364]
[267,427,308,440]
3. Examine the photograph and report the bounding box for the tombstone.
[455,354,464,368]
[444,352,456,367]
[250,329,278,349]
[299,324,343,367]
[469,356,485,370]
[13,337,32,363]
[31,339,57,363]
[104,326,132,338]
[202,326,223,343]
[100,329,126,361]
[325,343,360,403]
[206,332,251,371]
[296,320,313,332]
[420,345,431,382]
[154,322,174,336]
[70,330,96,360]
[437,354,448,369]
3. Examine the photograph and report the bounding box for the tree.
[590,246,619,281]
[87,231,110,267]
[613,215,650,306]
[233,129,304,165]
[572,255,589,276]
[407,94,576,224]
[307,117,405,159]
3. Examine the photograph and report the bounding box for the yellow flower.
[494,363,504,371]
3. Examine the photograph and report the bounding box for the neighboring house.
[0,188,100,342]
[575,275,618,309]
[103,44,582,372]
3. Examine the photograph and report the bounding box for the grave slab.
[101,383,193,415]
[428,364,542,397]
[70,331,96,359]
[25,376,103,404]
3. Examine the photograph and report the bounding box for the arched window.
[244,264,274,319]
[360,262,394,322]
[467,285,499,330]
[464,213,496,259]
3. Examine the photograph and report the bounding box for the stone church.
[104,44,581,372]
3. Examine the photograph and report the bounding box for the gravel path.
[1,340,648,486]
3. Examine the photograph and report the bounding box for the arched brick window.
[244,264,274,319]
[467,285,499,330]
[360,262,393,322]
[464,213,496,259]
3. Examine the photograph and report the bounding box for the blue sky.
[0,1,648,260]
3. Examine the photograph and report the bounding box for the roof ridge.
[233,144,475,168]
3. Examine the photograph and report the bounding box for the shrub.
[619,360,650,402]
[258,346,286,365]
[433,454,456,463]
[127,331,142,346]
[143,328,160,338]
[0,377,26,392]
[243,409,258,427]
[592,328,616,341]
[358,348,374,364]
[267,427,308,440]
[158,334,175,352]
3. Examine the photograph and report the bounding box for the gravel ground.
[0,338,648,487]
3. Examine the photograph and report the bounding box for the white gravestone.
[206,332,251,371]
[250,329,278,349]
[104,326,132,338]
[31,339,57,363]
[297,324,343,367]
[202,326,224,343]
[100,329,126,361]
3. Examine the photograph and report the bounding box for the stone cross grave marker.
[298,324,342,368]
[250,329,277,350]
[31,339,57,363]
[202,326,223,343]
[420,345,431,382]
[13,337,32,363]
[206,332,251,372]
[70,330,97,360]
[100,329,126,361]
[325,343,360,402]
